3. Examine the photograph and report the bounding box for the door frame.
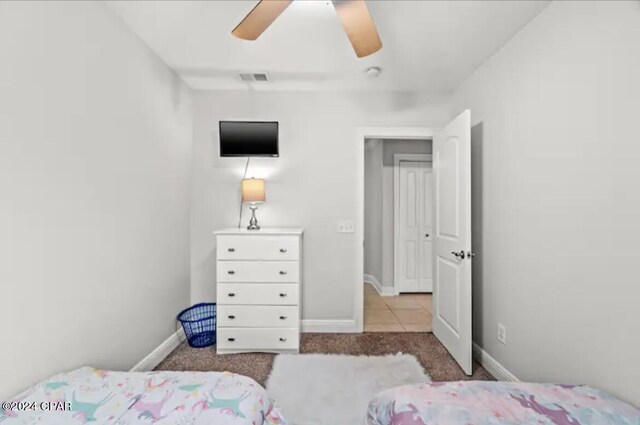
[355,127,439,333]
[393,154,433,296]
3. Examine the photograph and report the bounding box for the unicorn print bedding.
[367,381,640,425]
[1,367,287,425]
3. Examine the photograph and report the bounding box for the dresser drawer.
[217,235,299,261]
[217,261,299,283]
[217,283,298,305]
[217,328,299,351]
[217,305,299,328]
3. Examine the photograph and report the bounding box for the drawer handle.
[279,248,287,253]
[228,315,236,319]
[279,293,287,297]
[279,316,287,320]
[228,270,235,275]
[228,338,235,342]
[279,271,288,275]
[279,337,287,342]
[228,248,235,252]
[228,293,236,297]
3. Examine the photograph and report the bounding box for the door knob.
[279,293,287,297]
[227,248,235,252]
[228,338,235,342]
[228,270,235,275]
[279,271,288,275]
[228,293,236,297]
[451,250,465,259]
[279,316,287,320]
[279,248,287,253]
[228,315,236,319]
[425,233,429,238]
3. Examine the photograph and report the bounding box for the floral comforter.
[1,367,287,425]
[367,381,640,425]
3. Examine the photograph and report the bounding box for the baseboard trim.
[472,342,519,382]
[130,329,186,372]
[302,320,359,333]
[363,274,395,296]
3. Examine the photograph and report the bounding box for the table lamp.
[242,177,265,230]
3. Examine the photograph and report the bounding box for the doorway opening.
[363,138,433,332]
[356,112,473,374]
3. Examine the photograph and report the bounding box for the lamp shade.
[242,178,265,203]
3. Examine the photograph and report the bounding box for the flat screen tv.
[219,121,279,157]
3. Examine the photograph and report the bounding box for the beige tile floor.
[364,283,433,332]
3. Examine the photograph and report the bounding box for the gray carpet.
[156,333,495,385]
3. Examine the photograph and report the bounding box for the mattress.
[367,381,640,425]
[1,367,287,424]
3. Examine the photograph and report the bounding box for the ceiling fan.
[232,0,383,58]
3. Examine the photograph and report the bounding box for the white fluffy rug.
[266,353,430,425]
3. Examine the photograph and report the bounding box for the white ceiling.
[107,0,549,93]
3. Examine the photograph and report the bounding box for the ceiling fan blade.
[332,0,382,58]
[232,0,293,41]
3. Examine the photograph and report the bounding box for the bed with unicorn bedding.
[0,367,287,425]
[367,381,640,425]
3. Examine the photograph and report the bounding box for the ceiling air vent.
[238,72,269,82]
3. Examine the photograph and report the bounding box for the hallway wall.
[364,140,384,285]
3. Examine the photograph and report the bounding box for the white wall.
[381,139,432,289]
[0,2,193,399]
[191,91,450,323]
[453,0,640,406]
[364,140,384,285]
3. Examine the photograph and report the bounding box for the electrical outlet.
[497,323,507,345]
[338,220,355,233]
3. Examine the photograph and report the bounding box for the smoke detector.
[239,72,269,82]
[365,66,382,79]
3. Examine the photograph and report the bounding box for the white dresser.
[214,228,303,354]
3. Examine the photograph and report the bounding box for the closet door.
[398,161,430,293]
[398,161,420,292]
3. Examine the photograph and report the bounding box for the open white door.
[433,110,472,375]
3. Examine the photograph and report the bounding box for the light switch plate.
[338,220,355,233]
[497,323,507,345]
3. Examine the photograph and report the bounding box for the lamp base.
[247,205,260,231]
